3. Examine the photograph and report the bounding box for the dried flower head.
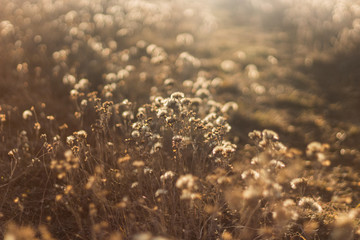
[262,129,279,141]
[131,130,140,138]
[176,174,197,190]
[170,91,185,99]
[269,160,286,169]
[22,110,33,120]
[155,189,168,197]
[66,135,76,145]
[220,60,236,73]
[75,130,88,139]
[160,171,175,182]
[290,178,307,190]
[241,169,260,180]
[298,197,322,212]
[176,33,194,46]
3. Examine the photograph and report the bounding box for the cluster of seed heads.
[129,90,237,168]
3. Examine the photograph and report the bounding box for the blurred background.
[1,0,360,154]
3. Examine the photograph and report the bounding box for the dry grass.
[1,0,360,239]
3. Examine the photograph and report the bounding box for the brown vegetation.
[1,0,360,239]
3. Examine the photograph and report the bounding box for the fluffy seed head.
[22,110,33,120]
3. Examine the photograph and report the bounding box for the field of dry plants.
[1,0,360,239]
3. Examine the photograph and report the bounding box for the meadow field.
[1,0,360,239]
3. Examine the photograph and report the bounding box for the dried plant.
[1,0,360,239]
